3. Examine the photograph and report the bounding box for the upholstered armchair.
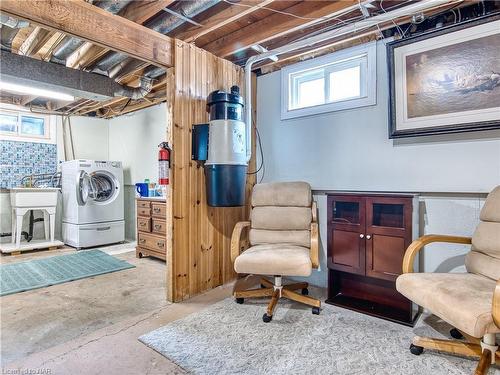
[397,186,500,375]
[230,181,320,323]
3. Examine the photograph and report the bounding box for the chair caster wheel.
[138,252,143,258]
[262,313,272,323]
[236,298,244,304]
[261,284,266,289]
[301,288,309,295]
[312,307,320,315]
[410,344,423,355]
[450,328,463,340]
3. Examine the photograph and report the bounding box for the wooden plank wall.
[169,40,255,302]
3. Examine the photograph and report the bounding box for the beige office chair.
[231,181,320,322]
[397,186,500,375]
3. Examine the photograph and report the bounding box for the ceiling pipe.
[92,0,220,75]
[243,0,452,163]
[50,0,132,65]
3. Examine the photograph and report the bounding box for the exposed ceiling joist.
[0,0,174,68]
[175,0,275,43]
[202,0,359,57]
[118,0,176,25]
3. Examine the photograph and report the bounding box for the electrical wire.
[246,115,265,183]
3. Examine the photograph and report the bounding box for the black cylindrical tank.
[204,85,247,207]
[206,85,244,121]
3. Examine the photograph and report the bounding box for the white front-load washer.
[61,160,124,249]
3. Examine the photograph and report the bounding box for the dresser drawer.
[137,217,151,232]
[151,203,166,218]
[137,233,166,253]
[137,200,150,209]
[137,207,151,217]
[152,219,166,235]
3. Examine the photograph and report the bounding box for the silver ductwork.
[1,50,156,102]
[0,15,30,52]
[92,0,220,75]
[50,0,132,65]
[114,76,154,100]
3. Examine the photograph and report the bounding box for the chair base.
[233,275,321,322]
[409,331,499,375]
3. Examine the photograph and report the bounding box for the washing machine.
[61,160,124,249]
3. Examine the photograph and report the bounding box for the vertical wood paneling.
[169,40,255,302]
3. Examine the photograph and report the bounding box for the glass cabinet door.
[365,196,412,281]
[327,195,366,275]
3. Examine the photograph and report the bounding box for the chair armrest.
[310,222,319,269]
[311,201,317,223]
[402,234,472,273]
[231,221,251,263]
[494,279,500,328]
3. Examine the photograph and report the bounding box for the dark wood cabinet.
[326,193,419,326]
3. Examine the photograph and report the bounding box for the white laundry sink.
[10,188,60,208]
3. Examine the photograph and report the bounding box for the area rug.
[139,298,497,375]
[0,249,135,296]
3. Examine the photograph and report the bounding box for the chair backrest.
[465,185,500,280]
[249,181,312,248]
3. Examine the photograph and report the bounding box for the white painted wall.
[55,115,109,162]
[108,103,167,240]
[256,40,500,287]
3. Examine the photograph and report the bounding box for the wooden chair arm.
[402,234,472,273]
[310,222,319,269]
[494,279,500,328]
[230,221,251,263]
[311,201,317,223]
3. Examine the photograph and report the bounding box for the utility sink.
[10,187,60,208]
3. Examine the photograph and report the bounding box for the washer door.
[89,171,118,204]
[76,170,94,206]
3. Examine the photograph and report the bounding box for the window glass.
[0,113,18,133]
[20,115,45,136]
[281,42,376,119]
[329,65,361,102]
[297,77,324,108]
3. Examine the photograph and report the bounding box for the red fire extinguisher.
[158,142,171,185]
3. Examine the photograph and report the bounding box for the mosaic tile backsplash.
[0,140,57,188]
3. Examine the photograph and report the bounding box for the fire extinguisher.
[158,142,171,185]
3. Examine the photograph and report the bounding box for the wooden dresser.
[136,197,167,261]
[326,193,419,326]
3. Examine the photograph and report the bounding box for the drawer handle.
[157,241,165,248]
[366,235,371,240]
[153,207,161,213]
[139,222,147,226]
[359,234,364,239]
[154,224,162,230]
[139,239,146,244]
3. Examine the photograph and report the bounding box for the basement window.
[281,42,376,120]
[0,108,50,140]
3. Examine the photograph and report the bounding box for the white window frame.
[281,42,377,120]
[0,104,55,143]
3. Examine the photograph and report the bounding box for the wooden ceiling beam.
[69,0,174,71]
[175,0,275,44]
[118,0,176,25]
[1,0,173,68]
[201,0,358,57]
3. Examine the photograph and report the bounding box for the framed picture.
[387,15,500,138]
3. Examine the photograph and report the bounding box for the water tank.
[205,86,247,207]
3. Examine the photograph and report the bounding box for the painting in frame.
[387,15,500,138]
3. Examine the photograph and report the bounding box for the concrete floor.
[0,245,233,374]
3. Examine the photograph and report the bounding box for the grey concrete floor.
[0,245,233,374]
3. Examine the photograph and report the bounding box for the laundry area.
[1,1,500,375]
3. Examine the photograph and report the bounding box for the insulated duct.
[0,50,153,101]
[50,0,132,65]
[92,0,220,75]
[243,0,451,163]
[0,15,30,52]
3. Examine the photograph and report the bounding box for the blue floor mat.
[0,250,135,296]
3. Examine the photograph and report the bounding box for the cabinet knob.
[359,234,364,239]
[366,235,372,240]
